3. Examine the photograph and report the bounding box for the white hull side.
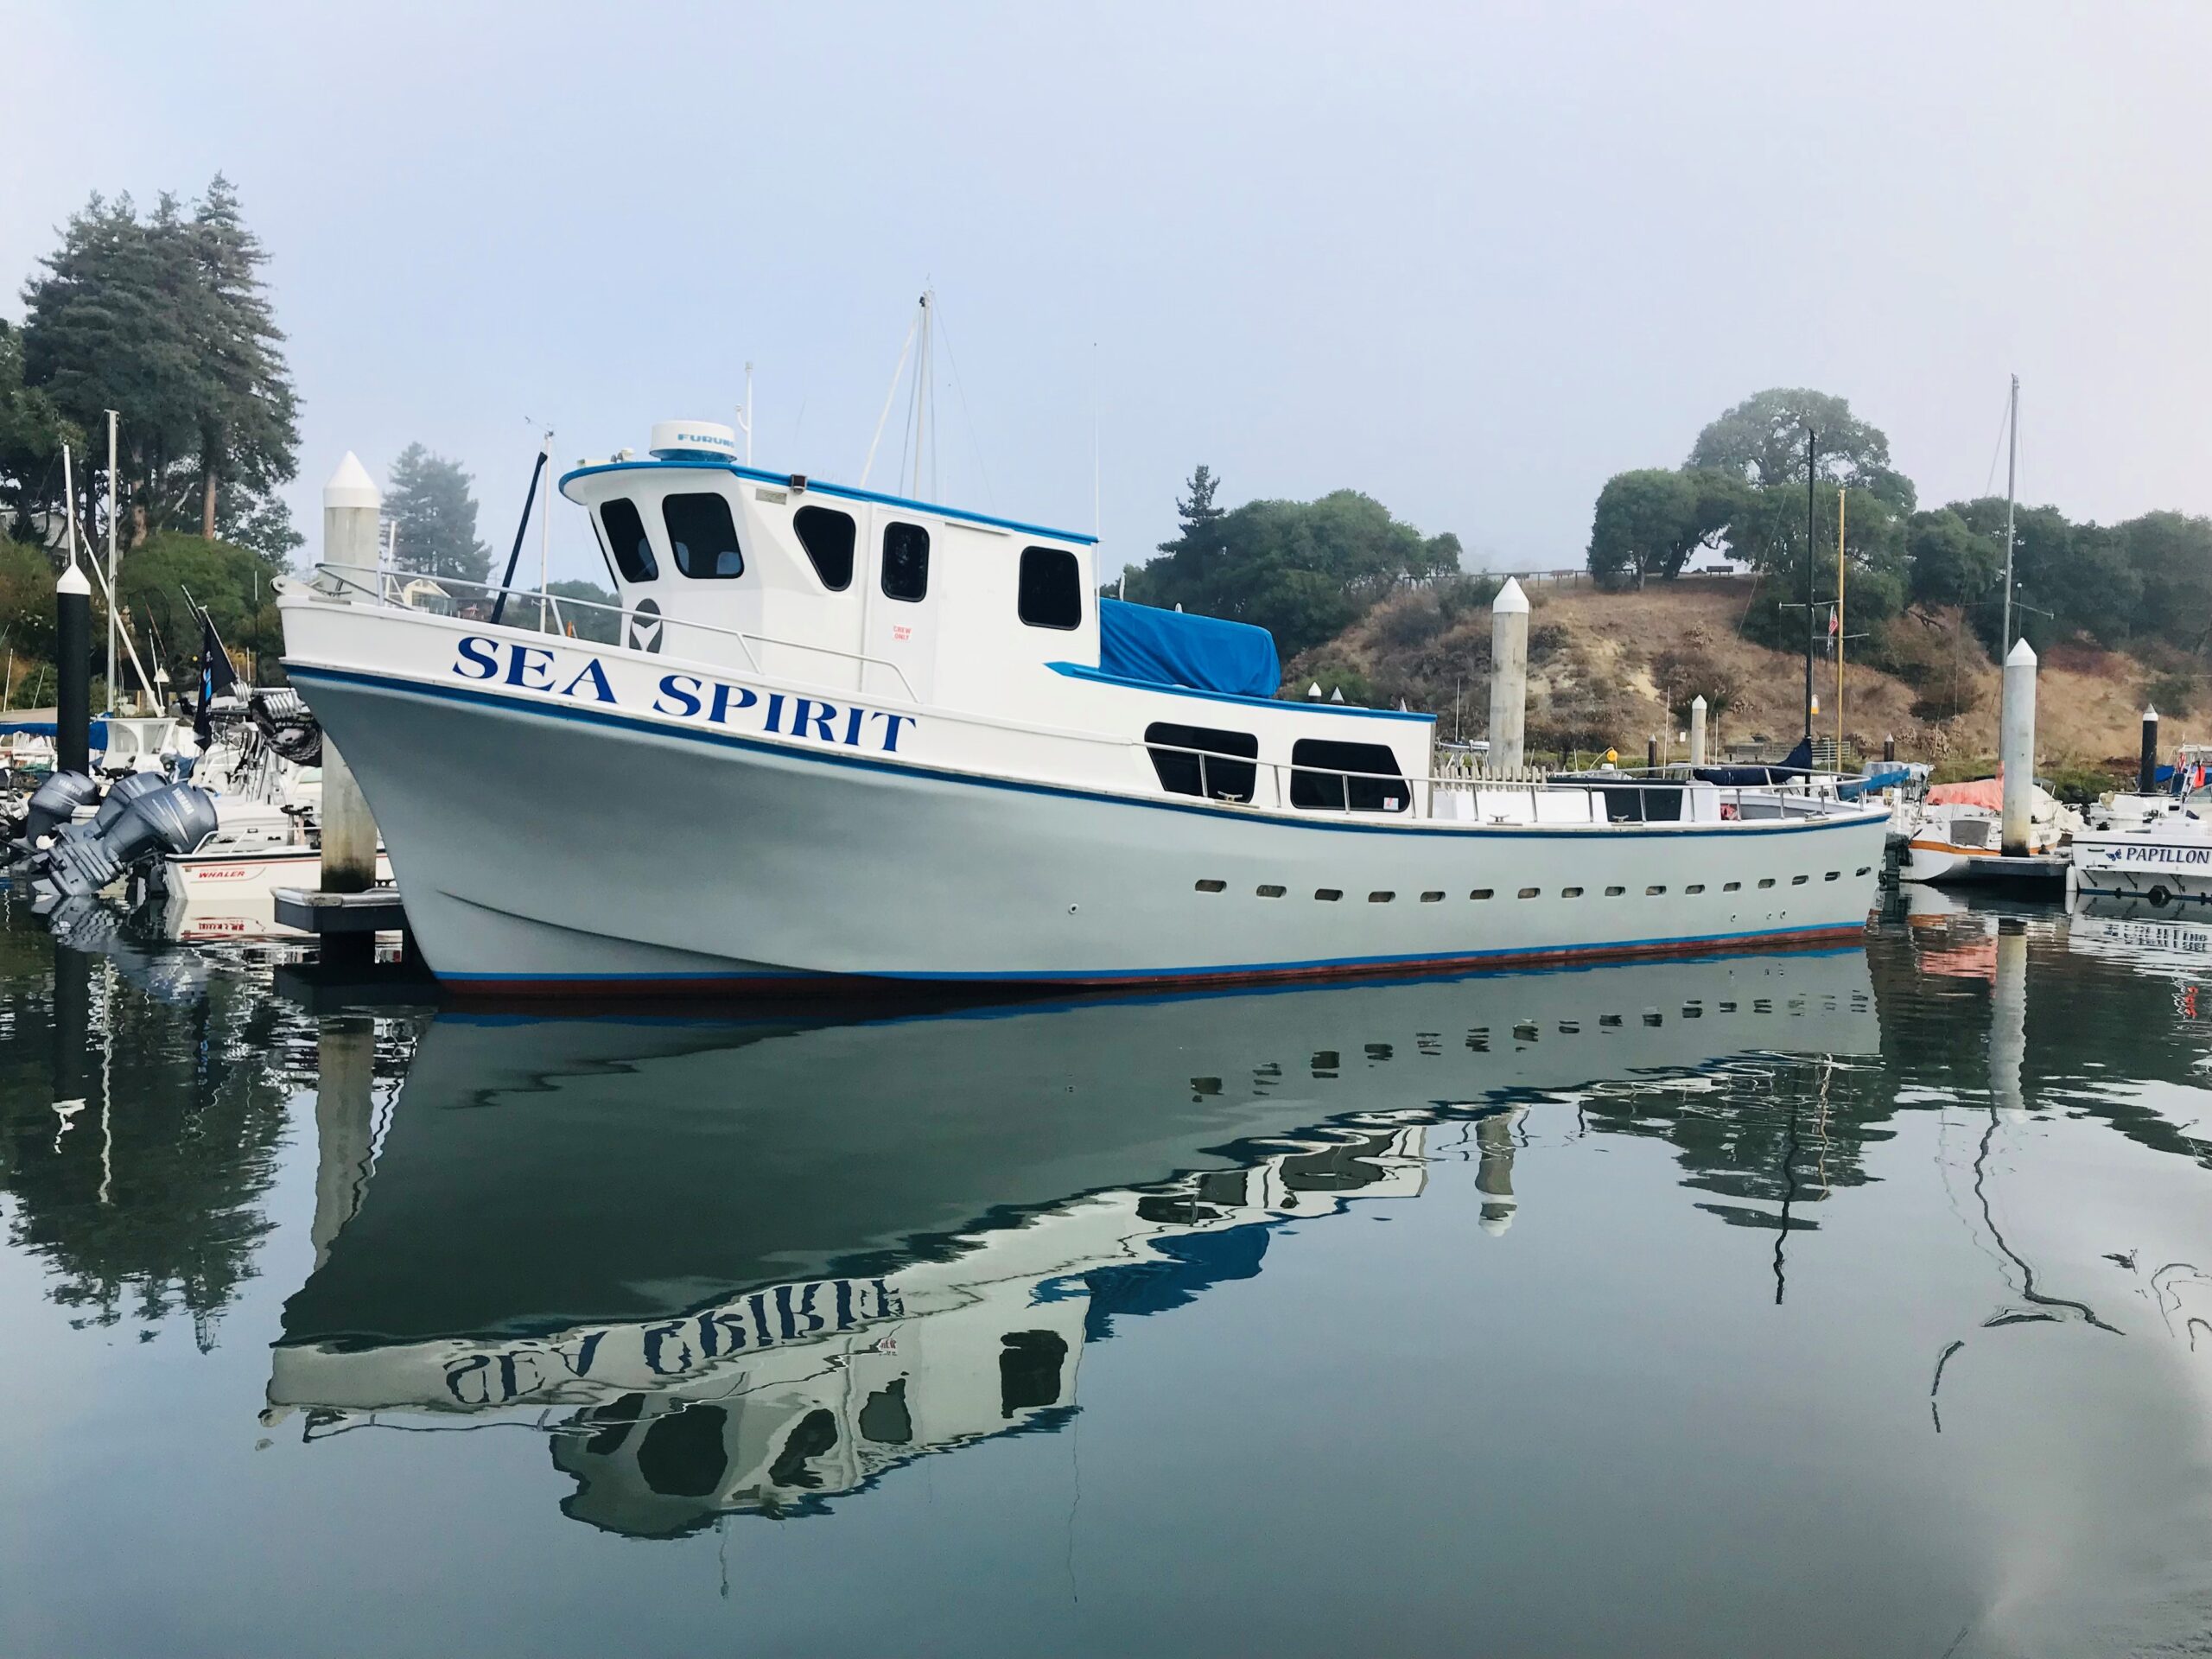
[288,663,1887,991]
[2071,832,2212,901]
[165,846,393,900]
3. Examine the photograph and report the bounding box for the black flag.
[192,607,238,749]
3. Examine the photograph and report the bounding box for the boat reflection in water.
[269,948,1878,1538]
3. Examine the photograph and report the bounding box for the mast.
[1802,423,1816,742]
[105,410,118,711]
[1836,484,1847,760]
[2000,374,2019,653]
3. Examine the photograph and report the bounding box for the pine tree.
[386,443,491,585]
[186,175,299,539]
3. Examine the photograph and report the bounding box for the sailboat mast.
[2000,373,2018,652]
[1836,485,1847,760]
[1802,423,1816,742]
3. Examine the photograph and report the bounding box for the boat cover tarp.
[1694,737,1815,788]
[1927,778,2003,810]
[1096,599,1280,698]
[0,715,110,746]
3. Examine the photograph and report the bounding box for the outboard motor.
[12,770,100,850]
[43,783,220,899]
[55,768,168,845]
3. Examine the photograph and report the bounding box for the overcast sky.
[6,1,2209,586]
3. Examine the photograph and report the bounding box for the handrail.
[1133,737,1875,823]
[308,561,925,705]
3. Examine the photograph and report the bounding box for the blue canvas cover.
[1096,599,1280,698]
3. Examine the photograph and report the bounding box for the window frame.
[1017,545,1084,631]
[793,505,856,592]
[1288,738,1411,813]
[598,497,659,584]
[880,521,931,602]
[1143,721,1259,804]
[661,490,746,580]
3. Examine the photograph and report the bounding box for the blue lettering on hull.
[452,636,916,754]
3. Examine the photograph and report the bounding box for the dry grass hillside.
[1287,575,2180,774]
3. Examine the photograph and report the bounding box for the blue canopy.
[0,717,109,746]
[1096,599,1280,698]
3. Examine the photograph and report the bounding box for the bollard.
[1689,696,1707,767]
[319,455,382,902]
[2000,638,2037,857]
[2139,705,2160,795]
[56,561,91,776]
[1646,734,1658,772]
[1487,578,1529,771]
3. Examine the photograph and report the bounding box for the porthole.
[1686,883,1705,894]
[1315,888,1343,902]
[1758,878,1777,889]
[1824,871,1840,881]
[1855,866,1871,877]
[1560,887,1584,899]
[1599,1014,1623,1027]
[1369,891,1395,904]
[1517,887,1541,899]
[1471,888,1494,900]
[1420,890,1444,903]
[1791,874,1809,886]
[1257,884,1286,898]
[1646,885,1666,896]
[1605,885,1625,897]
[1724,880,1742,893]
[1195,879,1226,893]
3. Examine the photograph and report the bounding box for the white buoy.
[2000,636,2037,857]
[1688,695,1708,767]
[319,454,383,897]
[1488,577,1529,771]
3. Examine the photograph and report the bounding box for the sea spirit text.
[451,636,917,753]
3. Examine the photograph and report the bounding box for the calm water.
[4,892,2212,1657]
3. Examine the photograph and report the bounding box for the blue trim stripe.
[1047,661,1433,723]
[557,459,1098,545]
[435,922,1868,988]
[285,662,1890,846]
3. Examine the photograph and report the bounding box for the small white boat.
[2070,800,2212,905]
[1897,780,2075,887]
[278,418,1889,995]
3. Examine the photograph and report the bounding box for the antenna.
[735,362,754,465]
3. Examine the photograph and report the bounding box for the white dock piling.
[319,454,382,896]
[2000,637,2037,857]
[1487,577,1529,772]
[1688,695,1708,767]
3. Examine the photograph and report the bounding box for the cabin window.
[882,522,930,601]
[599,498,658,582]
[794,505,856,591]
[1289,739,1410,812]
[663,492,744,579]
[1018,546,1083,630]
[1144,721,1257,803]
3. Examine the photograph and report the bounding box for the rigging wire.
[932,300,996,512]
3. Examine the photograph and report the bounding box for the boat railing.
[308,562,926,705]
[1138,738,1863,823]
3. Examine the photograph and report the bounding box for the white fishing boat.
[2070,798,2212,906]
[277,419,1888,995]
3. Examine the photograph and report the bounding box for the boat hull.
[284,659,1888,995]
[2070,831,2212,903]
